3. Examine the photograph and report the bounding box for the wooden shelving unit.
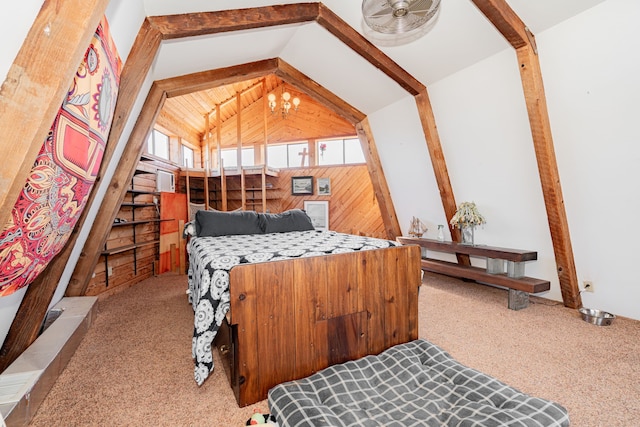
[91,161,174,291]
[180,166,282,213]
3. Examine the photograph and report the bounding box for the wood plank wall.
[85,170,160,296]
[87,162,383,297]
[279,165,386,238]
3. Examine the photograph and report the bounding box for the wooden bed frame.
[214,244,421,407]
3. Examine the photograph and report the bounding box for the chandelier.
[267,86,300,119]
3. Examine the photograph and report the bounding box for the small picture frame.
[304,200,329,231]
[292,176,314,195]
[317,177,331,196]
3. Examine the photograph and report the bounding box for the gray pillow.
[195,209,263,237]
[259,209,315,234]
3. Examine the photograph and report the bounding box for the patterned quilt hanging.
[0,17,122,296]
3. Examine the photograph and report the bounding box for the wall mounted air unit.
[156,170,175,193]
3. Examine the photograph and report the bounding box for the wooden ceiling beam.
[472,0,580,308]
[470,0,532,50]
[316,3,425,95]
[155,58,279,98]
[357,119,402,240]
[0,0,136,372]
[276,59,365,125]
[414,91,470,266]
[147,3,321,40]
[66,84,167,297]
[148,3,422,98]
[64,19,164,297]
[0,0,110,230]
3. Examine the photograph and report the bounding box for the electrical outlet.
[583,281,594,293]
[108,266,114,277]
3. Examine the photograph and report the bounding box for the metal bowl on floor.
[579,307,615,326]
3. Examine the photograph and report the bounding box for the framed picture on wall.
[292,176,314,195]
[304,200,329,231]
[317,177,331,195]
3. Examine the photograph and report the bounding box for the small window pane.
[287,142,309,168]
[182,145,194,167]
[318,139,343,166]
[220,149,237,168]
[154,130,170,160]
[344,138,365,164]
[241,148,254,167]
[267,144,288,168]
[288,143,309,167]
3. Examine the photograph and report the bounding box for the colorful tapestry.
[0,17,122,296]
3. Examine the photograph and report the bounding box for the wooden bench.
[397,237,550,310]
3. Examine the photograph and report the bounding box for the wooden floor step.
[421,258,550,294]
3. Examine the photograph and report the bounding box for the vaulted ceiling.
[158,73,356,147]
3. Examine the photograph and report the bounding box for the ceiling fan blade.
[368,5,394,18]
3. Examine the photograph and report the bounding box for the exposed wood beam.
[316,3,425,95]
[0,0,114,371]
[155,59,279,98]
[356,119,401,240]
[276,59,365,125]
[517,45,580,308]
[147,3,321,40]
[472,0,580,308]
[64,19,164,296]
[0,0,110,230]
[67,84,167,296]
[148,3,422,97]
[414,91,470,266]
[470,0,532,50]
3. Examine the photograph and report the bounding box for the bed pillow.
[259,209,315,233]
[195,209,263,237]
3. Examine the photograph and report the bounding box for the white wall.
[0,1,43,85]
[374,0,640,319]
[537,0,640,319]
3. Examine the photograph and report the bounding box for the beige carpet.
[29,272,639,426]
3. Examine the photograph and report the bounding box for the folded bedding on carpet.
[268,339,569,427]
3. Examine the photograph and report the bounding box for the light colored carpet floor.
[28,272,639,426]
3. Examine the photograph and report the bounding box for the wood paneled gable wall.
[0,1,581,371]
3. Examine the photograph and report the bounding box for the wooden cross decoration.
[298,147,308,167]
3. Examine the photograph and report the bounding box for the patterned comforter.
[268,339,570,427]
[187,230,399,385]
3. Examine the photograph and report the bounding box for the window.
[318,138,364,166]
[182,145,194,167]
[146,129,170,160]
[219,148,255,168]
[267,142,309,168]
[267,144,288,168]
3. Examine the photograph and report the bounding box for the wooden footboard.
[219,245,421,407]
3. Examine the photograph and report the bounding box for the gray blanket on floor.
[268,339,570,427]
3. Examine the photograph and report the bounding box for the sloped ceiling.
[141,0,606,118]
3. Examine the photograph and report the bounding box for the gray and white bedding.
[187,228,399,386]
[268,339,570,427]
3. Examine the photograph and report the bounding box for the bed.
[268,339,570,427]
[186,209,422,406]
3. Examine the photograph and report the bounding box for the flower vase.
[461,225,475,245]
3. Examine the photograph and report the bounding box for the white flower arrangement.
[449,201,486,228]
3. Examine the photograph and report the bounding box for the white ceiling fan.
[362,0,442,46]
